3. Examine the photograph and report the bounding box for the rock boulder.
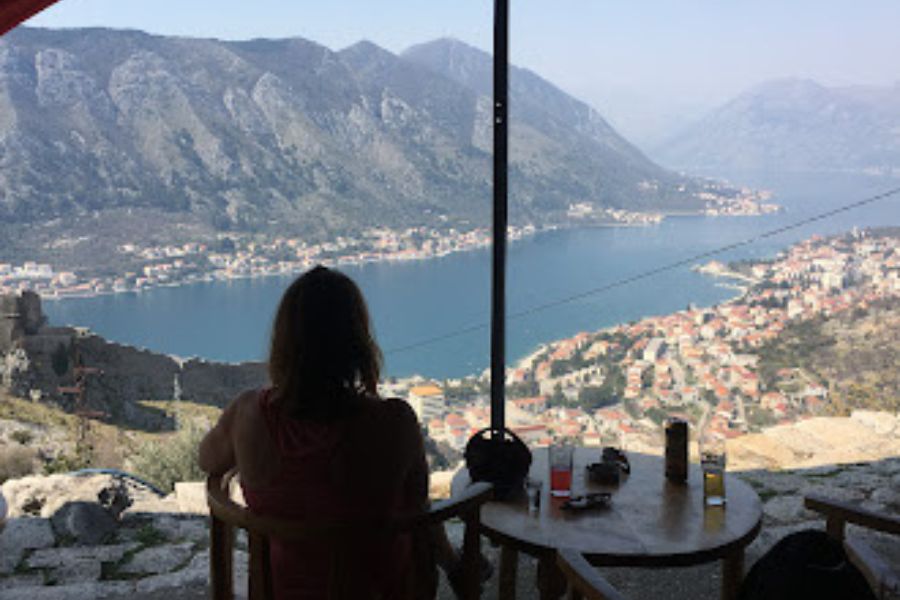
[50,501,117,545]
[0,517,55,574]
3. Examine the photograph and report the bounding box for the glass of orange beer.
[700,434,727,506]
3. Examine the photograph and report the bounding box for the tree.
[623,399,640,419]
[645,407,668,425]
[685,368,697,386]
[507,380,539,399]
[578,386,606,407]
[641,368,654,390]
[128,423,206,493]
[746,406,777,430]
[549,383,566,407]
[550,360,572,377]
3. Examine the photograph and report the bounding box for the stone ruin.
[0,290,268,430]
[0,291,45,354]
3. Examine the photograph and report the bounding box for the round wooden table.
[451,448,762,600]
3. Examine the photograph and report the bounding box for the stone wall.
[179,359,267,407]
[0,296,21,354]
[1,293,268,431]
[0,292,44,354]
[11,331,268,430]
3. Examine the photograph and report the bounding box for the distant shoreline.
[39,220,650,303]
[38,206,778,303]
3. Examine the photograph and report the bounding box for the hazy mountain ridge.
[0,27,715,247]
[654,78,900,176]
[403,39,689,212]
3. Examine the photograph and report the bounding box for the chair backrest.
[0,491,7,534]
[556,548,626,600]
[805,494,900,600]
[207,470,492,600]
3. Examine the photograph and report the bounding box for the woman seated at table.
[198,266,465,599]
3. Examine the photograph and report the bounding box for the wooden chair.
[0,490,7,534]
[556,548,626,600]
[805,493,900,600]
[206,470,493,600]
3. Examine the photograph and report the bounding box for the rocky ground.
[1,452,898,600]
[728,410,900,472]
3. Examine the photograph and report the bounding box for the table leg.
[499,545,518,600]
[721,549,745,600]
[537,554,567,600]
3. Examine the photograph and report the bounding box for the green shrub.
[43,451,91,475]
[0,445,37,483]
[128,424,207,493]
[134,524,168,547]
[10,429,33,445]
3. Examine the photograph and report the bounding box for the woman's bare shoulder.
[231,388,269,439]
[348,396,422,452]
[373,396,420,428]
[232,388,263,414]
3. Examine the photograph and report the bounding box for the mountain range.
[655,78,900,176]
[0,27,723,254]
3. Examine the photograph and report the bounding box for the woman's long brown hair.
[268,266,382,420]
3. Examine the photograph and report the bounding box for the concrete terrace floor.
[2,456,899,600]
[120,560,724,600]
[434,522,725,600]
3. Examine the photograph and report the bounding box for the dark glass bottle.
[665,418,688,483]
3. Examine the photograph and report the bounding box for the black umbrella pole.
[490,0,509,438]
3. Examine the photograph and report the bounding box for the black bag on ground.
[464,427,531,501]
[739,530,877,600]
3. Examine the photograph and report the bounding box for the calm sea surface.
[44,172,900,379]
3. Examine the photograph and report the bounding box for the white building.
[407,384,446,423]
[643,338,666,362]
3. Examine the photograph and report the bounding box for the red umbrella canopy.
[0,0,60,36]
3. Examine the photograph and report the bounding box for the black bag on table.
[464,427,532,501]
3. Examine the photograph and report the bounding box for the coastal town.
[0,224,536,298]
[2,220,894,463]
[0,185,774,299]
[388,230,899,454]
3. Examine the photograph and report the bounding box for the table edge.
[455,455,764,566]
[476,512,762,566]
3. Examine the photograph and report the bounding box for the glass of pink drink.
[549,444,574,497]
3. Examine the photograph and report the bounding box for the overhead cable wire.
[384,184,900,356]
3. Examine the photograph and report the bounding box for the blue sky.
[26,1,900,147]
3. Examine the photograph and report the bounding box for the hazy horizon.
[24,0,900,149]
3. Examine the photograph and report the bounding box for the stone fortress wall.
[1,292,267,430]
[0,291,45,354]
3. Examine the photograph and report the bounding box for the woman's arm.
[389,398,429,512]
[197,390,255,475]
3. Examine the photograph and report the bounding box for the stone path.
[1,457,898,599]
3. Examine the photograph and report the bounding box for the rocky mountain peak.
[0,26,720,253]
[655,77,900,174]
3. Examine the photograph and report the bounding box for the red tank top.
[240,389,414,599]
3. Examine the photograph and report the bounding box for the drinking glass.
[549,444,574,497]
[524,477,542,516]
[700,434,727,506]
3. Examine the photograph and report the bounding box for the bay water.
[44,172,900,379]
